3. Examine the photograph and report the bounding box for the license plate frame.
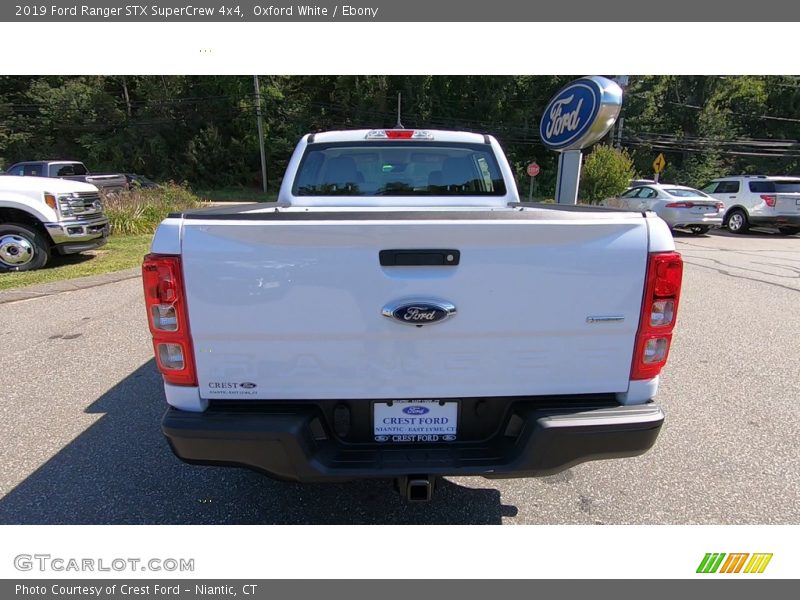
[373,399,459,443]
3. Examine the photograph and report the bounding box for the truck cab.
[6,160,128,193]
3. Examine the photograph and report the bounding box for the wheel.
[777,226,800,236]
[0,223,51,272]
[726,209,749,234]
[689,226,710,235]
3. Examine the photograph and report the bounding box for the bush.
[579,145,636,204]
[102,183,203,235]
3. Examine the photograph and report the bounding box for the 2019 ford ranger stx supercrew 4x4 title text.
[143,129,683,501]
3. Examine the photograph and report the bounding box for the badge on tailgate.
[382,300,456,326]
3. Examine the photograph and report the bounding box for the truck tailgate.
[180,210,649,400]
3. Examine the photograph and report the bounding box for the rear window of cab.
[293,142,506,196]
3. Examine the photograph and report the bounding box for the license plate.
[373,400,458,443]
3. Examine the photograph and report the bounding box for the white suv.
[701,175,800,235]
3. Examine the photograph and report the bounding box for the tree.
[580,145,636,204]
[2,76,798,188]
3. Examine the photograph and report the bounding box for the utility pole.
[395,92,403,129]
[253,75,268,194]
[612,76,630,149]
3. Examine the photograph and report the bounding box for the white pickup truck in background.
[143,129,683,501]
[0,175,109,271]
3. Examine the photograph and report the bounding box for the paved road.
[1,230,798,524]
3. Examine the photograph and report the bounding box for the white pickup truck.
[144,129,683,501]
[0,176,109,271]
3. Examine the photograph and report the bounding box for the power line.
[5,88,800,164]
[626,92,800,124]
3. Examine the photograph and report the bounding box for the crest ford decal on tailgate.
[206,381,258,396]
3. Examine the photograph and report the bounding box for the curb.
[0,267,141,305]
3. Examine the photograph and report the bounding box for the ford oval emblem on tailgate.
[382,300,456,326]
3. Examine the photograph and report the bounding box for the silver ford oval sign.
[539,76,622,151]
[382,300,456,326]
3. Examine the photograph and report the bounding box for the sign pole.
[525,161,540,201]
[555,150,583,204]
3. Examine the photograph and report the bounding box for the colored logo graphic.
[382,300,456,327]
[696,553,773,574]
[402,406,430,415]
[538,76,623,152]
[539,80,601,150]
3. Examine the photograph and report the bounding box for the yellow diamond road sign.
[653,153,667,174]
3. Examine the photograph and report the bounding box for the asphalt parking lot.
[0,229,798,525]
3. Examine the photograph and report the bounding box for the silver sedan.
[606,184,724,234]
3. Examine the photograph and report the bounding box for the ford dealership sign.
[539,76,623,151]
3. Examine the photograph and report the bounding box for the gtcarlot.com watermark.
[14,554,195,573]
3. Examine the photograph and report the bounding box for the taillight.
[664,201,694,208]
[142,254,197,386]
[760,194,776,207]
[631,251,683,380]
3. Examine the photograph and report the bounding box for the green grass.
[0,234,152,291]
[195,187,278,203]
